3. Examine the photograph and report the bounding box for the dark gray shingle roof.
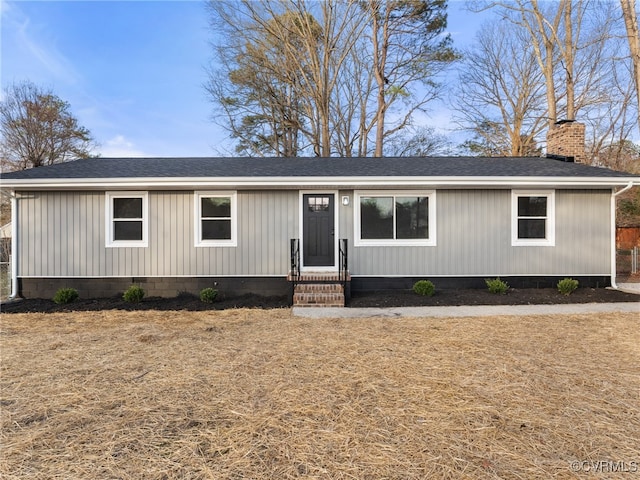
[0,156,636,180]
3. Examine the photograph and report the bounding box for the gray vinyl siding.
[342,189,612,277]
[17,188,611,278]
[17,190,298,277]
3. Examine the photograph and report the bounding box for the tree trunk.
[564,0,575,120]
[620,0,640,135]
[370,0,387,157]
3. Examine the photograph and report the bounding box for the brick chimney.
[546,120,586,163]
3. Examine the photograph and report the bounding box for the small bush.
[53,287,79,304]
[199,287,218,303]
[413,280,435,297]
[557,278,579,295]
[123,285,145,303]
[485,277,509,295]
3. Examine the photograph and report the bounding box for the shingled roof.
[1,156,638,189]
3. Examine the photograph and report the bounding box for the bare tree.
[385,125,454,156]
[473,1,610,126]
[207,0,366,157]
[453,19,547,156]
[206,0,457,157]
[0,81,97,171]
[468,0,637,163]
[594,140,640,173]
[620,0,640,135]
[360,0,458,156]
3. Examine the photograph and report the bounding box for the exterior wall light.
[341,195,350,206]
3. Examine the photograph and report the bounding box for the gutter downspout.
[0,188,19,300]
[611,182,635,289]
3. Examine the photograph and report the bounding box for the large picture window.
[195,192,237,247]
[512,190,555,246]
[355,191,436,246]
[106,192,148,247]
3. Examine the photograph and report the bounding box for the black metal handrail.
[339,238,348,285]
[290,238,301,285]
[290,237,347,287]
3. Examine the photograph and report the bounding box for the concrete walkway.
[294,286,640,318]
[618,283,640,294]
[294,302,639,318]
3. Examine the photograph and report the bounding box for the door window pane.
[308,196,330,212]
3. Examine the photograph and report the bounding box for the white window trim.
[105,191,149,248]
[194,191,237,247]
[511,190,555,246]
[354,190,436,247]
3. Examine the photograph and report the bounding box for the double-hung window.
[355,191,436,246]
[106,192,148,247]
[195,191,237,247]
[511,190,555,246]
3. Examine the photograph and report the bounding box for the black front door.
[303,194,335,267]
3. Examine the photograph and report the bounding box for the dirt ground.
[1,283,639,313]
[1,309,638,479]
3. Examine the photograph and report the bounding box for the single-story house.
[1,121,638,305]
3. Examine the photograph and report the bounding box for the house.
[1,121,638,305]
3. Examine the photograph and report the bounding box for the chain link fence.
[617,246,639,277]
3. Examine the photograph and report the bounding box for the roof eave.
[1,175,638,190]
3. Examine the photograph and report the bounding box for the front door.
[302,193,335,267]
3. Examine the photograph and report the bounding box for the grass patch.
[1,310,638,479]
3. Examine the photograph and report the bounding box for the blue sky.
[1,0,484,157]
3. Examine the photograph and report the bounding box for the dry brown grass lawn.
[1,309,639,479]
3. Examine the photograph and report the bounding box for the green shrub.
[123,285,145,303]
[413,280,435,297]
[53,287,79,304]
[199,287,218,303]
[485,277,509,295]
[557,278,579,295]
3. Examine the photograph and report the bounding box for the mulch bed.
[1,286,637,313]
[348,286,639,307]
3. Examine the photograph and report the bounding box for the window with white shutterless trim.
[195,192,237,247]
[354,191,436,246]
[105,192,148,247]
[511,190,555,246]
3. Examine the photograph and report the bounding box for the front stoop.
[293,283,345,307]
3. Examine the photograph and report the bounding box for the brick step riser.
[293,286,345,306]
[294,297,345,307]
[295,285,344,294]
